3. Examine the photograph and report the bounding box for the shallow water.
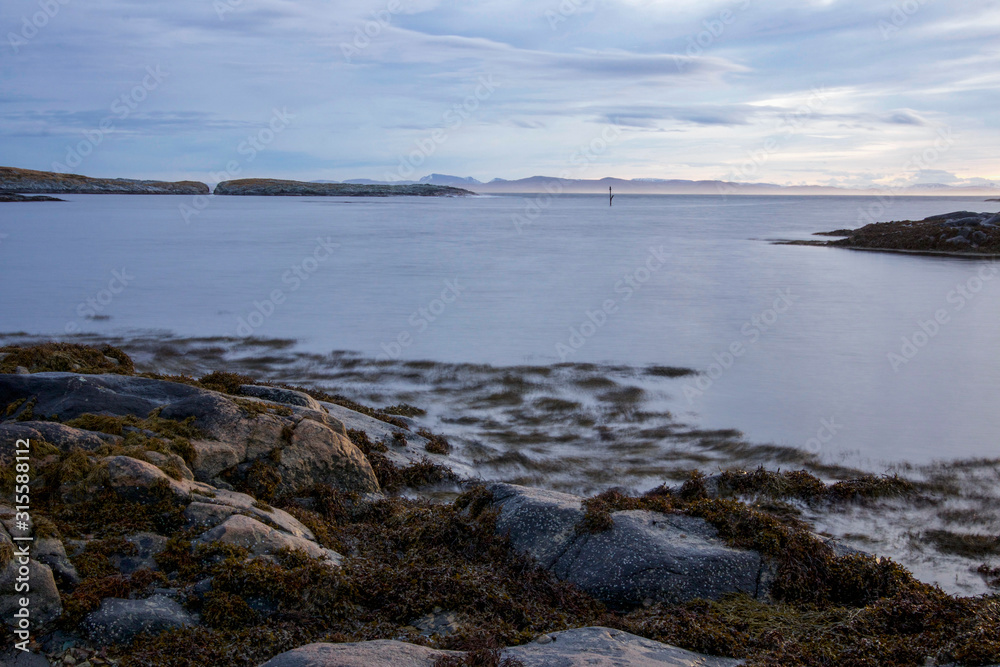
[2,193,999,470]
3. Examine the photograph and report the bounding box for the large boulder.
[257,628,742,667]
[277,419,378,495]
[82,595,196,643]
[487,484,768,609]
[0,421,114,451]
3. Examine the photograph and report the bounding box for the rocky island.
[0,167,209,196]
[213,179,474,197]
[792,210,1000,256]
[1,343,998,667]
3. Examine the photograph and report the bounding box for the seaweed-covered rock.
[0,373,379,495]
[82,594,195,643]
[488,483,767,609]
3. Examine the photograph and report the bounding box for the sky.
[2,0,999,187]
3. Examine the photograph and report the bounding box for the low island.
[789,210,1000,256]
[0,167,210,195]
[213,178,474,197]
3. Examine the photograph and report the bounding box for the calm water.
[2,193,999,468]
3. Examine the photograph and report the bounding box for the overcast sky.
[2,0,999,186]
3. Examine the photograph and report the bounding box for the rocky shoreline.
[213,179,474,197]
[785,210,1000,256]
[0,167,209,196]
[1,343,998,667]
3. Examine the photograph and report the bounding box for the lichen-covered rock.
[488,483,767,609]
[82,595,196,643]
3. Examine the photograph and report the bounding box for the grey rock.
[101,456,191,501]
[0,649,53,667]
[112,533,168,575]
[411,609,462,637]
[184,502,239,530]
[193,514,341,565]
[34,537,80,587]
[945,235,972,245]
[82,595,196,643]
[0,422,115,452]
[488,483,766,609]
[506,627,743,666]
[923,211,981,222]
[983,213,1000,226]
[973,230,989,244]
[0,555,63,628]
[278,419,378,495]
[143,450,195,481]
[256,628,742,667]
[258,640,461,667]
[943,217,982,227]
[239,385,323,411]
[15,366,29,375]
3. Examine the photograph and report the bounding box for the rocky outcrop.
[486,483,768,609]
[258,627,743,667]
[0,372,379,494]
[814,210,1000,254]
[0,166,209,195]
[214,178,473,197]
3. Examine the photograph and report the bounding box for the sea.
[3,192,999,593]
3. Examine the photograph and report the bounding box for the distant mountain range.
[314,174,1000,196]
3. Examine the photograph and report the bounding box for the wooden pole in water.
[609,186,614,207]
